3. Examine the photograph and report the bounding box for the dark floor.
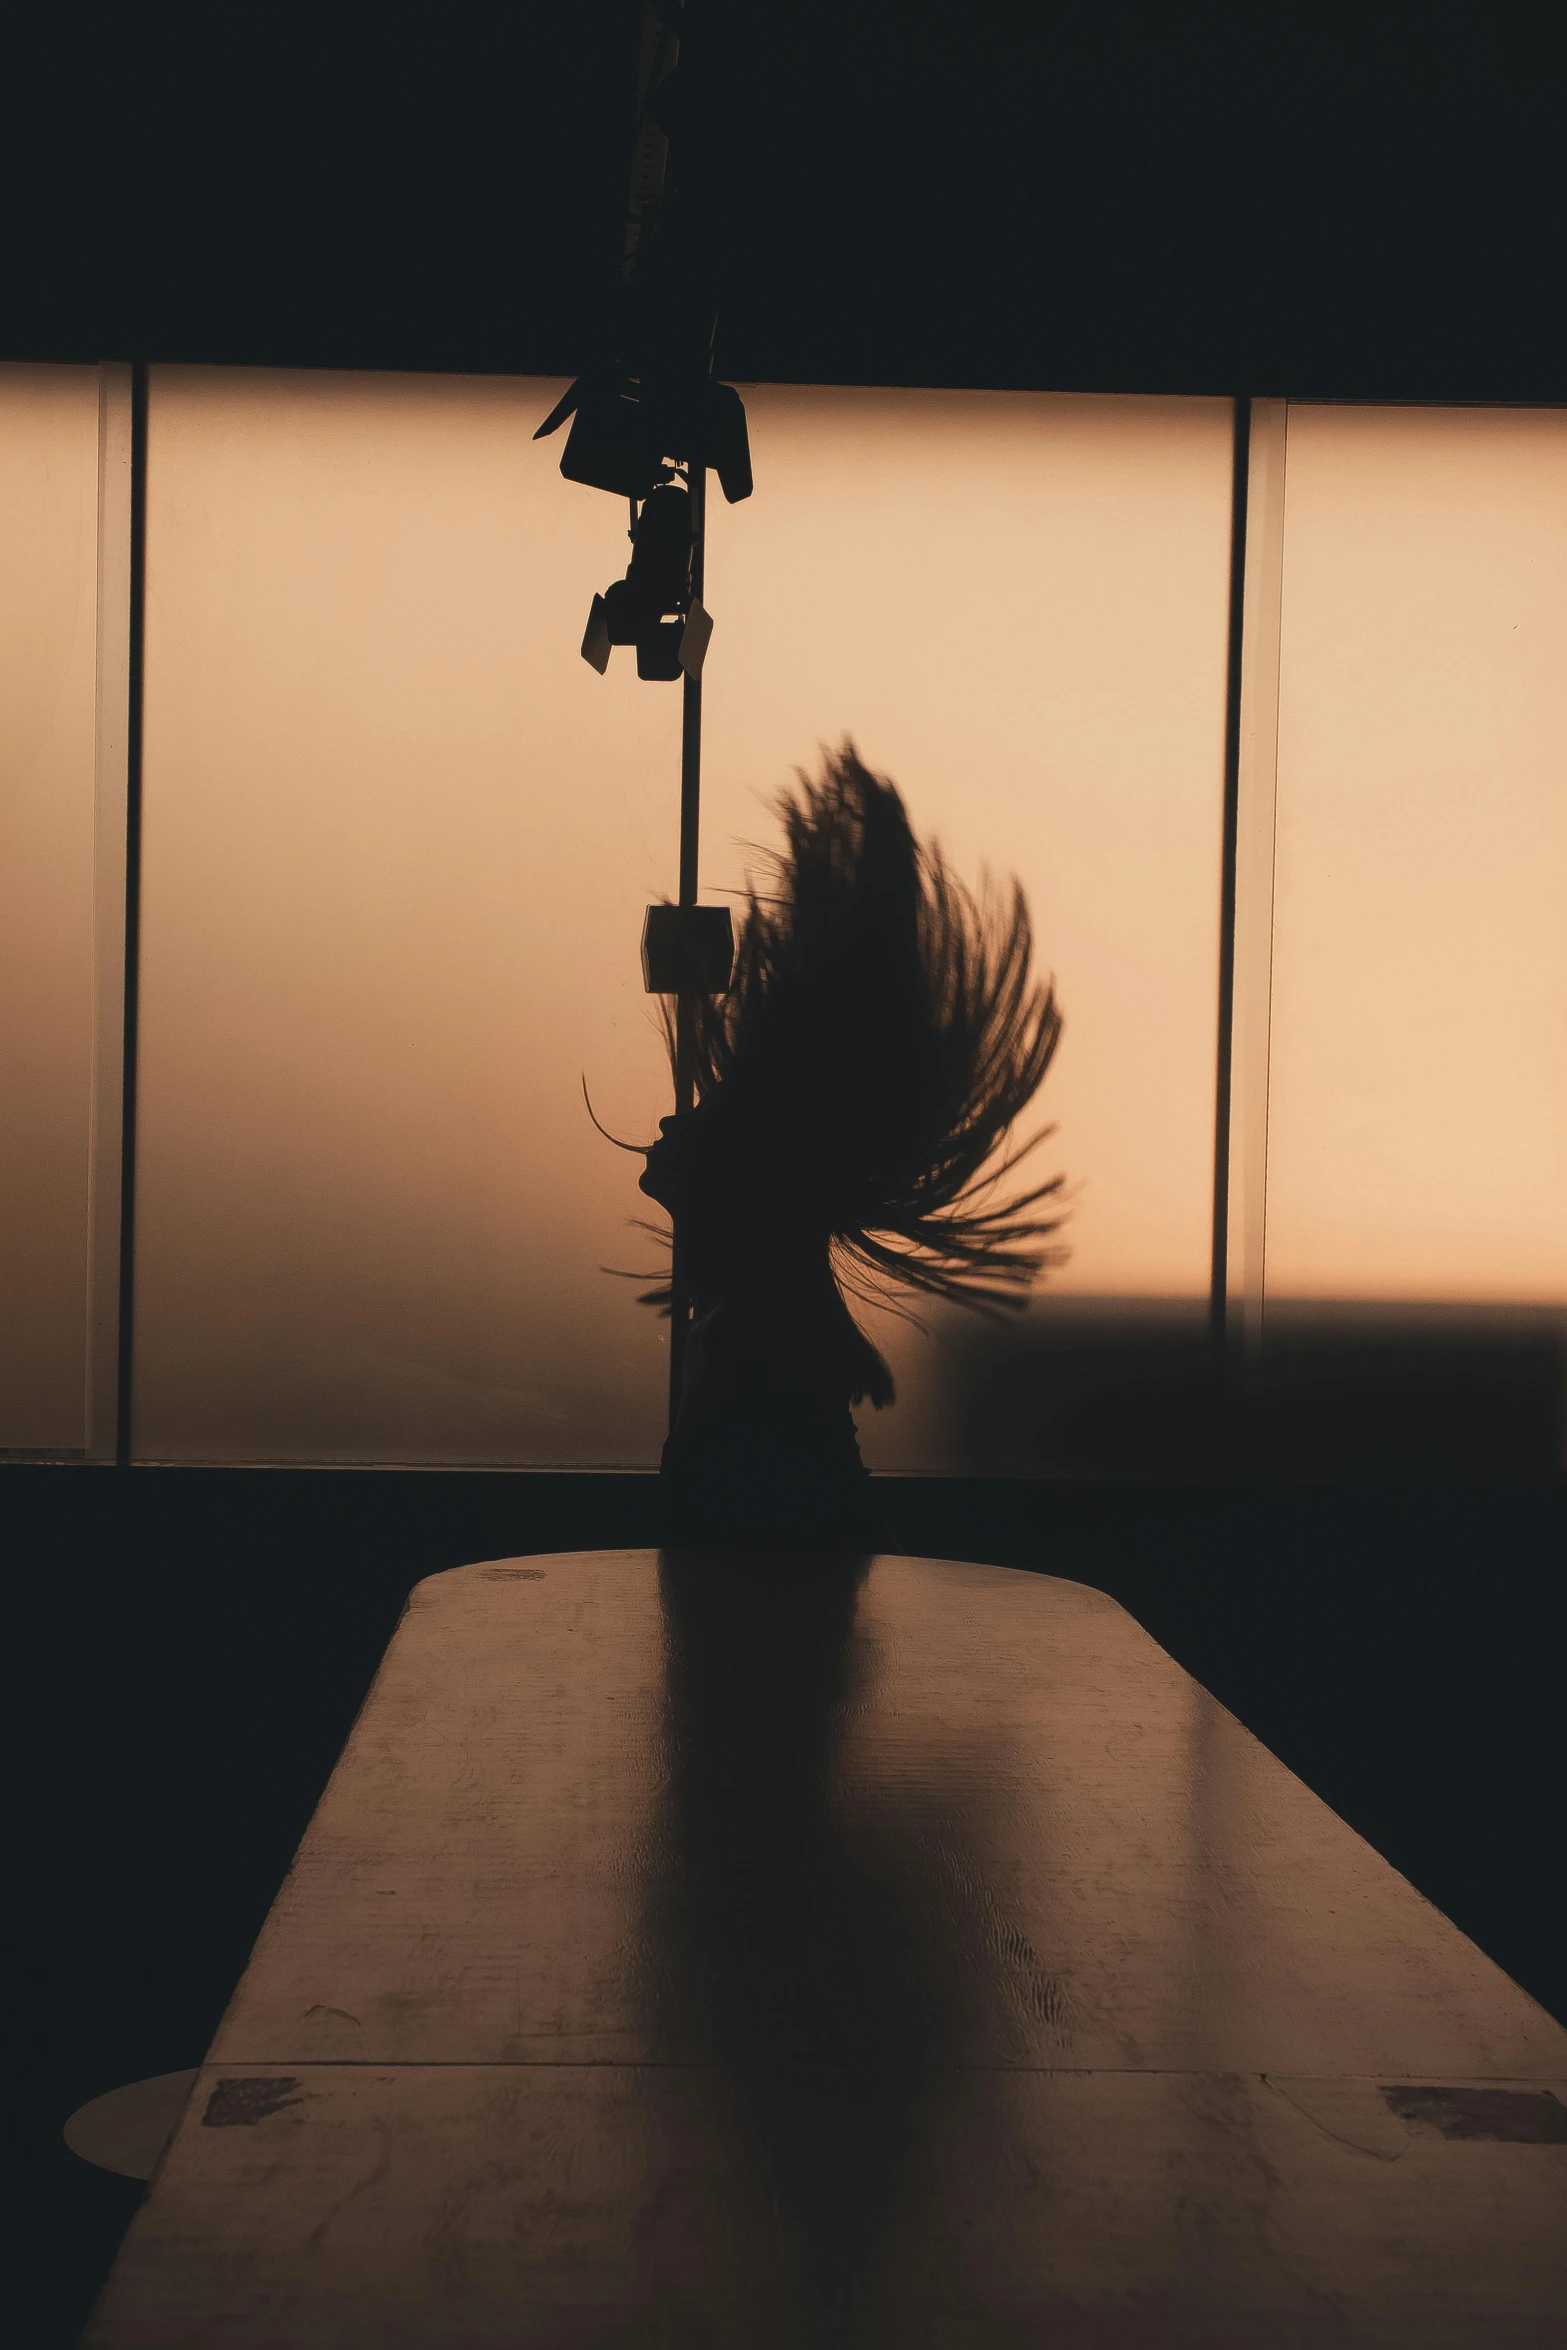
[9,1466,1566,2347]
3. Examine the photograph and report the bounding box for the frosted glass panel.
[697,390,1234,1468]
[0,366,102,1454]
[1266,406,1567,1307]
[135,370,681,1464]
[134,373,1233,1465]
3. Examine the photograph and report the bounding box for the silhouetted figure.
[638,743,1064,1545]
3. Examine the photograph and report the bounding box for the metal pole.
[115,359,149,1470]
[1209,396,1252,1388]
[678,462,706,915]
[667,456,706,1426]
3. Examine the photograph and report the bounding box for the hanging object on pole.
[531,0,752,687]
[641,904,734,995]
[677,597,712,677]
[531,0,751,506]
[538,372,751,507]
[540,0,747,1429]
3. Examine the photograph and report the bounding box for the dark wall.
[6,2,1566,398]
[10,1464,1565,2344]
[938,1299,1567,1478]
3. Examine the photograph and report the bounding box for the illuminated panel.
[1265,406,1567,1306]
[0,367,102,1454]
[702,390,1234,1468]
[134,370,680,1464]
[133,374,1232,1464]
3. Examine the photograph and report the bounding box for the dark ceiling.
[6,1,1565,398]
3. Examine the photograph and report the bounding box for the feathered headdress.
[660,742,1066,1318]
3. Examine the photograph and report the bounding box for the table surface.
[86,1550,1567,2346]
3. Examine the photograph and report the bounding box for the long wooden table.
[86,1550,1567,2345]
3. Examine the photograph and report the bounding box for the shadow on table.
[643,1549,982,2334]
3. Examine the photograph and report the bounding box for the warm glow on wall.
[1265,405,1567,1306]
[135,370,682,1465]
[0,366,101,1454]
[129,372,1232,1464]
[699,388,1234,1303]
[5,369,1559,1467]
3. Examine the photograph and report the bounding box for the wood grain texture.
[86,1551,1567,2345]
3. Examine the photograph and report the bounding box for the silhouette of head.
[639,743,1066,1327]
